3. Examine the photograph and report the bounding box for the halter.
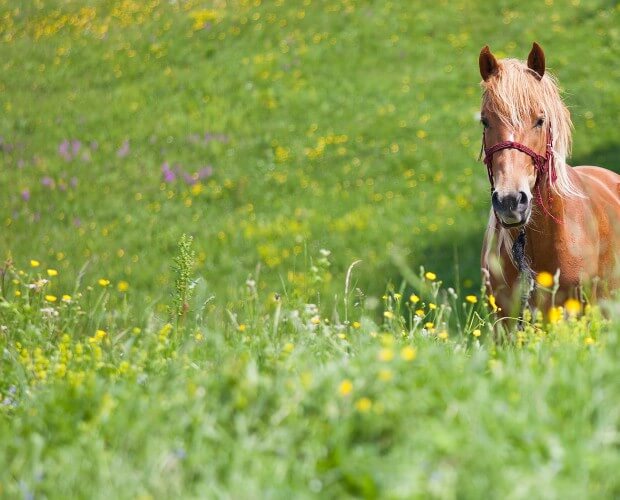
[480,125,560,223]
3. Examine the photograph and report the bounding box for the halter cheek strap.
[481,126,560,223]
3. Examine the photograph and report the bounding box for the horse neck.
[525,174,566,257]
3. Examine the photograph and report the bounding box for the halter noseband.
[481,125,560,223]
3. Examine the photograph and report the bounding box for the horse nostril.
[518,191,528,206]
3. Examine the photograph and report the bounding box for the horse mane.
[481,58,583,199]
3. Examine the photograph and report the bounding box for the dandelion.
[564,298,581,316]
[310,315,321,325]
[472,329,482,337]
[351,321,361,329]
[425,322,434,330]
[383,311,394,320]
[44,294,57,302]
[338,379,353,396]
[548,307,562,323]
[429,303,437,310]
[62,294,72,302]
[238,324,247,332]
[117,280,129,292]
[584,337,595,346]
[438,331,449,340]
[400,345,416,361]
[95,329,106,340]
[378,369,393,381]
[409,293,420,304]
[378,348,394,362]
[30,259,40,268]
[488,294,499,312]
[415,309,425,317]
[47,269,58,277]
[355,397,372,413]
[424,271,436,281]
[537,271,554,288]
[465,295,477,304]
[14,290,21,297]
[98,278,110,287]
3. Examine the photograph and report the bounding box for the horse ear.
[527,42,545,80]
[479,45,499,81]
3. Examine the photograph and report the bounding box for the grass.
[0,0,619,497]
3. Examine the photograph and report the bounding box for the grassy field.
[1,0,619,498]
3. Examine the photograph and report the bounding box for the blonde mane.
[481,58,582,199]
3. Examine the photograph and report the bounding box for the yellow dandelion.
[564,298,581,316]
[472,329,482,337]
[584,337,595,346]
[14,290,21,297]
[351,321,361,329]
[488,294,499,312]
[465,295,478,304]
[425,322,434,330]
[98,278,110,287]
[47,269,58,277]
[409,293,420,304]
[415,308,425,317]
[378,348,394,362]
[95,329,106,340]
[424,271,437,281]
[238,323,247,332]
[45,294,57,302]
[310,315,321,325]
[378,369,393,381]
[429,303,437,310]
[438,331,449,340]
[117,280,129,292]
[30,259,40,268]
[400,345,417,361]
[548,306,562,324]
[537,271,554,288]
[61,294,72,302]
[338,379,353,396]
[383,311,394,320]
[355,397,372,413]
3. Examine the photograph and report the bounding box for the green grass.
[0,0,619,497]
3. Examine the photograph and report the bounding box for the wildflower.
[409,294,420,304]
[47,269,58,277]
[415,309,425,317]
[472,329,482,337]
[548,307,562,323]
[424,271,436,281]
[44,294,57,302]
[194,332,203,341]
[429,303,437,310]
[465,295,478,304]
[383,311,394,320]
[378,369,393,381]
[95,329,106,340]
[537,271,554,288]
[61,294,72,302]
[393,293,402,301]
[438,331,449,340]
[425,322,434,330]
[564,298,581,316]
[351,321,361,329]
[30,259,40,268]
[338,379,353,396]
[98,278,110,287]
[310,315,321,325]
[238,323,247,332]
[378,348,394,362]
[488,294,499,312]
[14,290,21,297]
[117,280,129,292]
[355,397,372,413]
[400,345,416,361]
[584,337,595,346]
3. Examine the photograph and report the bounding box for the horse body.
[478,43,620,317]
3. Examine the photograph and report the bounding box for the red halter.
[481,126,561,223]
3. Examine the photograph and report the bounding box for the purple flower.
[197,166,213,180]
[117,140,130,158]
[71,139,81,156]
[161,162,176,183]
[21,189,30,201]
[41,176,54,188]
[58,140,71,161]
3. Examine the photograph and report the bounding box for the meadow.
[0,0,619,498]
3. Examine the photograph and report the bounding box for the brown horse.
[479,43,620,320]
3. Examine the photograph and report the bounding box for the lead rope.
[511,227,536,328]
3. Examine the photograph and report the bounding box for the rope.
[511,227,536,327]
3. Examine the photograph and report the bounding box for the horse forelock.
[481,58,583,199]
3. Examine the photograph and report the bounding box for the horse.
[479,42,620,322]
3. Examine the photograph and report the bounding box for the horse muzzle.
[492,190,531,227]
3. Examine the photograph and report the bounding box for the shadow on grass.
[572,144,620,172]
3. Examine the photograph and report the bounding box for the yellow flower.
[429,303,437,310]
[488,294,499,312]
[47,269,58,277]
[537,271,554,288]
[438,331,448,340]
[95,329,106,340]
[238,323,247,332]
[310,315,321,325]
[45,294,57,302]
[424,271,436,281]
[383,311,394,320]
[415,309,425,317]
[378,348,394,362]
[378,369,393,381]
[393,293,402,301]
[564,298,581,316]
[584,337,595,346]
[409,294,420,304]
[355,397,372,413]
[472,329,482,337]
[30,259,40,268]
[425,322,434,330]
[351,321,361,329]
[400,345,417,361]
[15,290,21,297]
[98,278,110,287]
[465,295,477,304]
[338,379,353,396]
[117,280,129,292]
[548,307,562,324]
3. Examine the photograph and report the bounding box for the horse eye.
[535,117,545,128]
[481,118,490,129]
